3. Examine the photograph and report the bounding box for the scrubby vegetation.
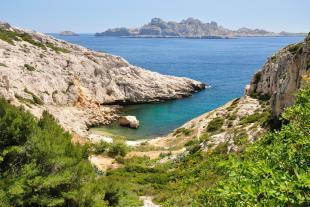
[240,111,270,126]
[173,127,193,136]
[46,42,70,53]
[0,99,141,207]
[103,83,310,206]
[0,68,309,206]
[0,63,7,67]
[206,117,224,132]
[24,64,36,71]
[0,28,70,53]
[287,42,303,55]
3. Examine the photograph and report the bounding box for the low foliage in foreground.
[0,99,141,207]
[106,84,310,207]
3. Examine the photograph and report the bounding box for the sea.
[51,34,304,140]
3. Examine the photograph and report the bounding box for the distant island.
[59,31,79,36]
[95,17,306,38]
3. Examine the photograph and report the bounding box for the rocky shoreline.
[0,22,205,141]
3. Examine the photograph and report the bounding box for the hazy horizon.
[1,0,309,33]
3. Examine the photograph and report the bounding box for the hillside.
[0,21,309,207]
[95,17,306,38]
[0,22,204,140]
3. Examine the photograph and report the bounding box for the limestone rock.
[247,33,310,117]
[95,17,306,38]
[0,22,205,139]
[119,116,139,128]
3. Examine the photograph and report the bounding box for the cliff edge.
[0,22,205,138]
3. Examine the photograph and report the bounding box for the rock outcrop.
[0,22,205,139]
[95,17,305,38]
[247,33,310,117]
[145,34,310,157]
[119,116,139,128]
[59,31,79,36]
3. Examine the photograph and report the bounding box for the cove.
[52,34,304,140]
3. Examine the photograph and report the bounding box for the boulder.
[119,116,139,129]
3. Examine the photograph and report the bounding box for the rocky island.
[59,31,79,36]
[95,17,306,38]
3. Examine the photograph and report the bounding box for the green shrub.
[0,28,19,45]
[207,117,224,132]
[173,127,193,136]
[240,111,270,126]
[233,130,249,146]
[0,63,7,67]
[0,100,109,206]
[287,43,303,55]
[226,98,239,111]
[108,141,129,157]
[18,32,46,49]
[200,83,310,206]
[92,140,110,155]
[46,42,70,53]
[24,88,43,105]
[227,112,237,120]
[24,64,36,71]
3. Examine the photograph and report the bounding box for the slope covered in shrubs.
[0,99,141,207]
[104,82,310,206]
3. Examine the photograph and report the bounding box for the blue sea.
[51,34,304,140]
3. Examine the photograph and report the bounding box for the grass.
[0,63,7,67]
[24,64,36,71]
[207,117,224,132]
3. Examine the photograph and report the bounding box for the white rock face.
[119,116,139,128]
[247,34,310,117]
[0,22,205,139]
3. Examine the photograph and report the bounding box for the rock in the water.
[119,116,139,128]
[59,31,79,36]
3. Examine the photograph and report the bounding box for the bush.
[92,140,110,155]
[233,130,249,146]
[240,111,270,126]
[46,42,70,53]
[24,64,36,71]
[201,83,310,206]
[108,141,129,157]
[0,63,7,67]
[173,127,193,136]
[0,100,108,206]
[207,117,224,132]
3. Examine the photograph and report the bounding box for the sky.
[1,0,309,33]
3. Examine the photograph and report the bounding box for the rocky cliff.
[95,17,305,38]
[246,33,310,117]
[144,33,310,157]
[0,22,205,138]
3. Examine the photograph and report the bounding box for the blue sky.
[1,0,309,33]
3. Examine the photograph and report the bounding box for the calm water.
[52,34,304,140]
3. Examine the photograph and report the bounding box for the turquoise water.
[52,34,305,140]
